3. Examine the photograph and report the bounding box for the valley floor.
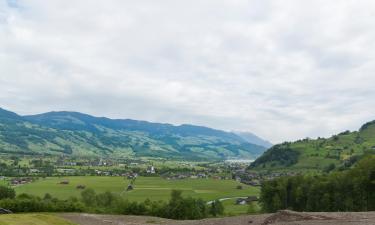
[58,211,375,225]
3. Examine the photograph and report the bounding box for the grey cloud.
[0,0,375,143]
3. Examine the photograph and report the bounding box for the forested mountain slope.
[250,121,375,171]
[0,108,266,160]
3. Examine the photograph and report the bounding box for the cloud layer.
[1,0,375,143]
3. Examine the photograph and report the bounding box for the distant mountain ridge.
[249,120,375,171]
[235,131,273,148]
[0,108,267,160]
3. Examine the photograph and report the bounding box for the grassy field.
[15,176,260,215]
[0,180,7,186]
[0,214,76,225]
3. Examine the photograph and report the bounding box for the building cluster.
[161,172,208,180]
[10,177,33,186]
[233,169,300,187]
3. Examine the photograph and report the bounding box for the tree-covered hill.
[0,108,266,160]
[249,121,375,171]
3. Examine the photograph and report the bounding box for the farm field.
[15,176,260,215]
[0,214,76,225]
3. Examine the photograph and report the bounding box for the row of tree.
[0,186,223,220]
[80,188,223,219]
[260,155,375,212]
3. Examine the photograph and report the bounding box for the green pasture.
[0,214,76,225]
[15,176,260,215]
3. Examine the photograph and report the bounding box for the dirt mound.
[60,211,375,225]
[262,210,334,225]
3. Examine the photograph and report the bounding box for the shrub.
[0,185,15,200]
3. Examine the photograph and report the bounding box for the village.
[0,155,298,191]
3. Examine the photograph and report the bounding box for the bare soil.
[59,210,375,225]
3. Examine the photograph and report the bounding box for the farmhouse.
[76,185,86,189]
[146,166,155,174]
[126,184,134,191]
[57,168,76,174]
[11,177,33,186]
[236,196,259,205]
[197,173,207,179]
[60,180,69,185]
[0,208,12,214]
[241,180,261,187]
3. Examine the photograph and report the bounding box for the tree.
[247,202,258,214]
[0,185,15,200]
[96,191,115,207]
[81,188,96,206]
[209,200,224,217]
[259,155,375,212]
[166,190,208,220]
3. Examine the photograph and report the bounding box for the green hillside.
[249,121,375,171]
[0,108,266,160]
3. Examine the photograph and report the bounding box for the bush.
[0,195,84,213]
[0,187,221,220]
[0,185,15,200]
[209,200,224,217]
[81,188,96,206]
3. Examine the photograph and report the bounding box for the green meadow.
[15,176,260,215]
[0,214,76,225]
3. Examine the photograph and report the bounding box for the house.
[241,180,261,187]
[0,208,12,214]
[60,180,69,185]
[76,185,86,189]
[146,166,155,174]
[235,196,259,205]
[10,177,33,186]
[236,198,248,205]
[57,168,76,174]
[29,169,40,174]
[126,184,134,191]
[197,173,207,179]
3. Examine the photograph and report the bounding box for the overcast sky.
[1,0,375,143]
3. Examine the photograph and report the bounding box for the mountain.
[249,121,375,171]
[235,132,272,148]
[0,108,267,160]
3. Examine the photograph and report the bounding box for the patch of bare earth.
[59,211,375,225]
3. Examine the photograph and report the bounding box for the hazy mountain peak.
[234,131,273,148]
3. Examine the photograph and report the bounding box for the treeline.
[250,143,300,168]
[260,155,375,212]
[0,186,223,220]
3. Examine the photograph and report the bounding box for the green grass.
[0,180,8,186]
[221,200,261,216]
[0,214,76,225]
[251,123,375,171]
[15,176,260,215]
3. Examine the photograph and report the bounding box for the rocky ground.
[59,210,375,225]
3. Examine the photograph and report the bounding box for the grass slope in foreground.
[0,214,76,225]
[250,120,375,171]
[15,176,259,215]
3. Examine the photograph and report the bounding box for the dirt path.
[59,210,375,225]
